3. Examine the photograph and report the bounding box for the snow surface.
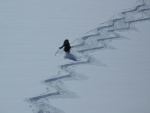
[0,0,150,113]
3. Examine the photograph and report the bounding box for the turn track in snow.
[26,0,150,113]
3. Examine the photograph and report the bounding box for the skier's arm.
[59,45,64,49]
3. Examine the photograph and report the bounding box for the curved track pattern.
[26,0,150,113]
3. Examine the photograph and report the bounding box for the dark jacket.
[59,39,71,53]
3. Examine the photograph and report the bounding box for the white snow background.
[0,0,150,113]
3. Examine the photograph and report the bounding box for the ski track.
[26,0,150,113]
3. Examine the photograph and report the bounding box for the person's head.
[64,39,69,44]
[65,39,69,42]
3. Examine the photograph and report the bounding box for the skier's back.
[59,39,71,53]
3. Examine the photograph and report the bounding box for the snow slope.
[0,0,150,113]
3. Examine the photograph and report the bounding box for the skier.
[59,39,71,53]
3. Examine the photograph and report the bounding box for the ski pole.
[55,48,60,56]
[71,49,78,58]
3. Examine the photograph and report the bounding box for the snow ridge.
[26,0,150,113]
